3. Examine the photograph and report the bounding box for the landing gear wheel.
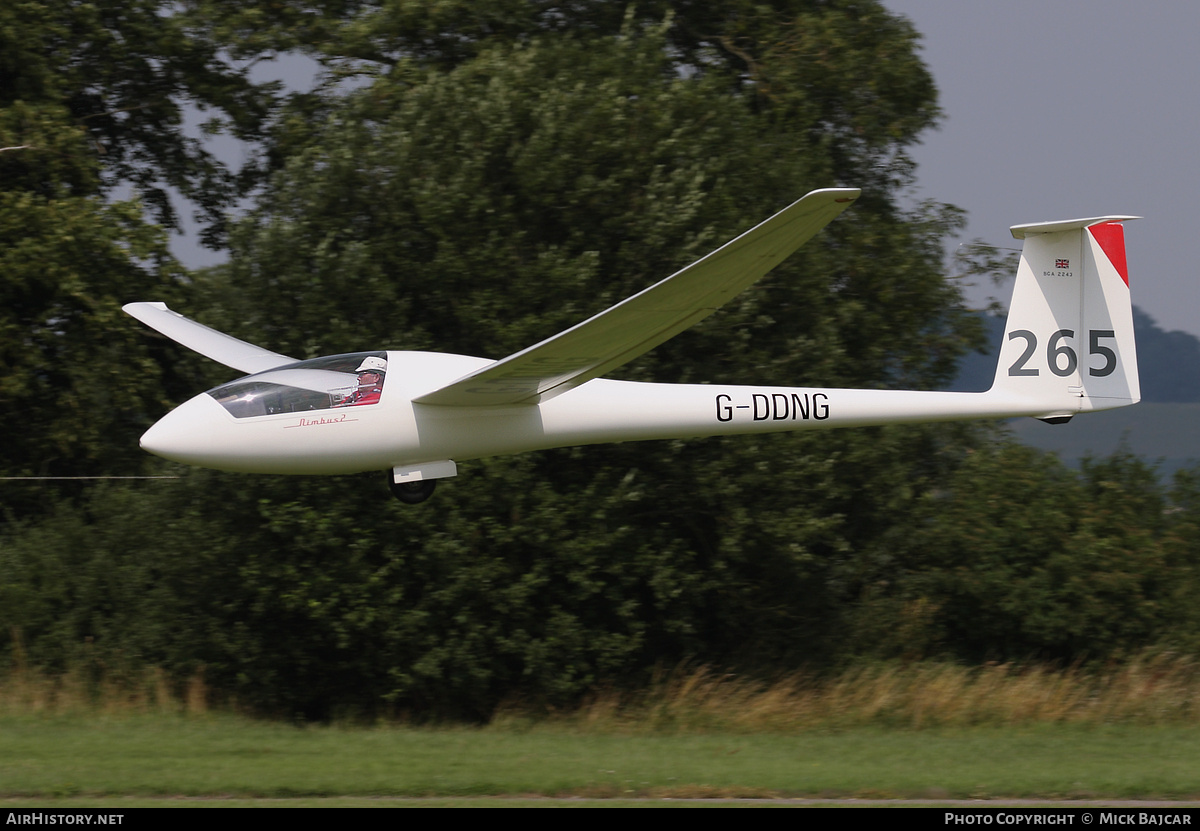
[388,475,436,504]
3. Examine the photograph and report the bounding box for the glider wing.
[123,302,297,375]
[415,188,860,406]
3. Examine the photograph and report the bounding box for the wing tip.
[122,301,169,317]
[812,187,862,204]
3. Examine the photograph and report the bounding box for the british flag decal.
[1056,258,1070,269]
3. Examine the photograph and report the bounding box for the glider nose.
[140,393,228,465]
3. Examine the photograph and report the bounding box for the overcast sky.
[882,0,1200,335]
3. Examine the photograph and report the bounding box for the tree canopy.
[4,1,1194,720]
[0,0,276,493]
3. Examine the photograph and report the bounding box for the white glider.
[125,188,1140,502]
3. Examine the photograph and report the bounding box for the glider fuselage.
[125,189,1141,502]
[141,347,1076,476]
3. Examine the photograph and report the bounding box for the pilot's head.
[355,356,387,375]
[354,356,386,391]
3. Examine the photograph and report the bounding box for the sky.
[175,2,1199,336]
[882,0,1200,335]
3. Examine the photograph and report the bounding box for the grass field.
[3,716,1200,802]
[4,660,1200,804]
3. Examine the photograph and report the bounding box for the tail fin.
[990,216,1140,422]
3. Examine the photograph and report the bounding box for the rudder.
[990,215,1140,421]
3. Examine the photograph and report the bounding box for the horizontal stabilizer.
[1010,216,1140,239]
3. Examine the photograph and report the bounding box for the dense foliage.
[3,1,1192,720]
[0,0,268,494]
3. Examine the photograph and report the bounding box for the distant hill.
[1131,307,1200,403]
[1009,403,1200,477]
[945,307,1200,472]
[947,306,1200,403]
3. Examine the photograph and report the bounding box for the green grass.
[6,658,1200,803]
[2,715,1200,801]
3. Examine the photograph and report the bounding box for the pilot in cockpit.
[336,356,387,407]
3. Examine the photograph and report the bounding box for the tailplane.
[989,216,1140,422]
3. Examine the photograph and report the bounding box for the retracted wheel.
[388,475,436,504]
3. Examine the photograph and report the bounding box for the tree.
[852,442,1182,662]
[3,2,1024,718]
[3,0,270,235]
[0,1,271,504]
[172,14,983,713]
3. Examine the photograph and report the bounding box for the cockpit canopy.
[208,352,388,419]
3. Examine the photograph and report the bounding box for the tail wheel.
[388,475,436,504]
